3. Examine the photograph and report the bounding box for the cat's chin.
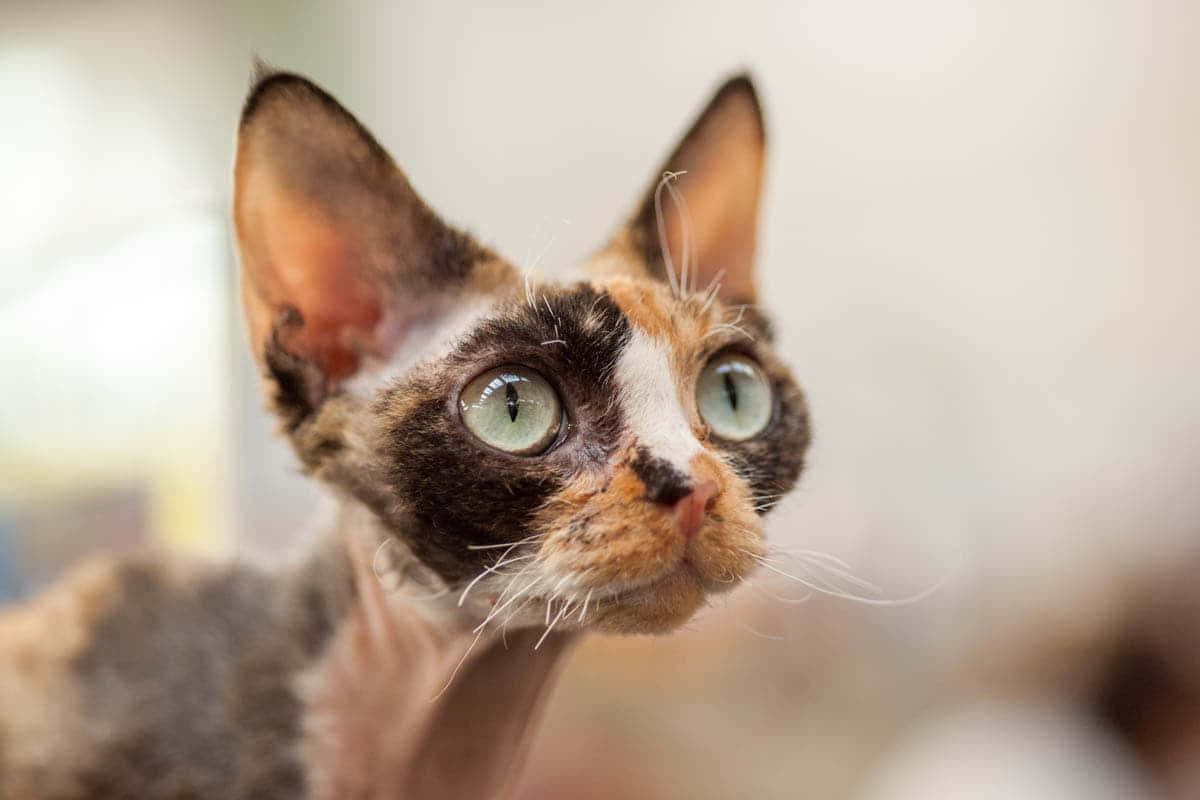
[456,556,733,638]
[585,560,709,634]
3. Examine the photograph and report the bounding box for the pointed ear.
[234,70,509,427]
[616,75,766,304]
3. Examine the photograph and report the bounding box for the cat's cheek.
[689,508,765,592]
[685,454,766,587]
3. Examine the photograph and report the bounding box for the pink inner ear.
[254,181,386,383]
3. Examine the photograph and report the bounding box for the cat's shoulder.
[0,555,178,796]
[0,556,151,678]
[0,552,324,798]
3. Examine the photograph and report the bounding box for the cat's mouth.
[583,556,710,633]
[497,505,765,634]
[610,556,697,600]
[626,558,724,606]
[470,553,717,637]
[573,531,765,634]
[483,473,766,634]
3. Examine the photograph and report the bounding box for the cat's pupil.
[724,373,739,411]
[505,380,520,422]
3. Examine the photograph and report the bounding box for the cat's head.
[232,68,809,634]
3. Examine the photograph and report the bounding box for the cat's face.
[233,70,809,634]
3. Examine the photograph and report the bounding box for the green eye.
[460,366,563,455]
[696,354,773,441]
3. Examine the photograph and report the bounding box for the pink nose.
[672,480,718,541]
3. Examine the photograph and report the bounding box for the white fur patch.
[345,294,495,397]
[615,329,700,470]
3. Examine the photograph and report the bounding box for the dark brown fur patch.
[377,284,632,582]
[264,306,328,434]
[631,446,693,505]
[717,346,810,513]
[0,547,356,800]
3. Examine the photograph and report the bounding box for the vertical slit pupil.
[505,380,520,422]
[723,372,739,410]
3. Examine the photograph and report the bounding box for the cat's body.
[0,68,809,798]
[0,512,574,798]
[0,544,351,798]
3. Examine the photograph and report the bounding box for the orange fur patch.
[532,443,764,634]
[602,277,680,341]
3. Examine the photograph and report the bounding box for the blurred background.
[2,1,1198,797]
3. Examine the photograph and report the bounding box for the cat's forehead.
[479,264,766,352]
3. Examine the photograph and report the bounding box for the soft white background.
[3,2,1198,797]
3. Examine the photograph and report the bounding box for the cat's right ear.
[233,69,512,430]
[602,75,766,305]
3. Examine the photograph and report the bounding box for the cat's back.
[0,552,342,799]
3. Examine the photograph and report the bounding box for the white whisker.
[430,625,486,702]
[529,233,558,273]
[535,598,570,650]
[466,535,540,551]
[748,579,813,605]
[737,621,786,641]
[476,575,543,633]
[664,177,693,294]
[501,592,540,630]
[703,322,751,341]
[750,555,946,607]
[764,548,882,595]
[578,588,593,623]
[698,269,727,315]
[370,537,396,582]
[457,553,535,607]
[492,559,537,606]
[653,171,687,298]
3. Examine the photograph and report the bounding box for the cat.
[0,65,809,799]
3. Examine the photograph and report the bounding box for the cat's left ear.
[607,75,766,304]
[234,69,512,429]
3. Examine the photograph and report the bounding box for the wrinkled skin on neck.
[300,531,574,800]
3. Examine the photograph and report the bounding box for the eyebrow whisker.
[653,171,687,298]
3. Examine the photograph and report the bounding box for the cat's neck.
[295,516,575,799]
